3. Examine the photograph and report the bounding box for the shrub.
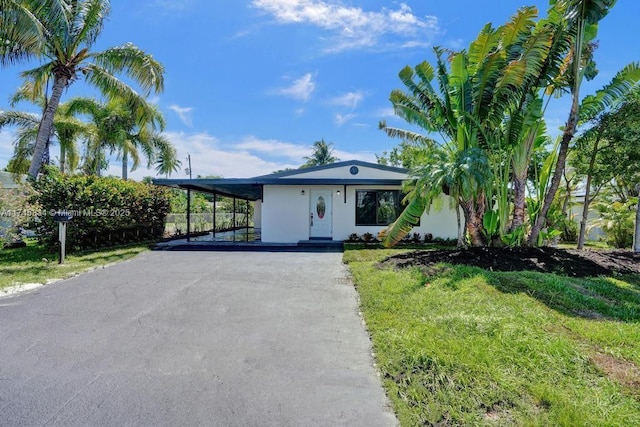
[423,232,433,243]
[0,179,37,249]
[591,199,636,249]
[361,232,376,243]
[347,232,360,242]
[29,167,171,251]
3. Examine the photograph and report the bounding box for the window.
[355,190,401,226]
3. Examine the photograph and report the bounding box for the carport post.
[186,188,191,242]
[212,193,216,239]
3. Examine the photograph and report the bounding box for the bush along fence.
[30,167,171,251]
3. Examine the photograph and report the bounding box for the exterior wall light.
[301,190,305,195]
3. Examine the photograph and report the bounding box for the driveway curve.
[0,251,396,426]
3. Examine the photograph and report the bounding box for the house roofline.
[253,160,408,179]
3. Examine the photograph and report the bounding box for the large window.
[355,190,401,226]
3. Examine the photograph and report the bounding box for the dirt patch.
[380,247,640,278]
[591,352,640,393]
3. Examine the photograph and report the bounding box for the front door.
[310,190,332,238]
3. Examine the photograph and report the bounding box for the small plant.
[412,232,422,243]
[362,232,376,243]
[348,232,360,242]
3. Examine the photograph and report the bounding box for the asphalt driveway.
[0,251,396,426]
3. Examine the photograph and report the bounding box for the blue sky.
[0,0,638,179]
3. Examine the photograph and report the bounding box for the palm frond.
[468,23,500,72]
[501,6,538,52]
[0,110,40,128]
[19,63,54,99]
[0,0,45,65]
[69,0,109,50]
[89,43,164,95]
[580,62,640,120]
[378,121,437,146]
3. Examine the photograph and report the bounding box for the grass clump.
[0,239,150,290]
[344,248,640,426]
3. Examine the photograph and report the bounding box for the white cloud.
[252,0,440,52]
[335,113,356,126]
[0,129,378,182]
[333,148,376,164]
[274,73,316,102]
[111,132,299,180]
[376,107,396,118]
[168,104,194,127]
[234,136,310,161]
[329,91,364,109]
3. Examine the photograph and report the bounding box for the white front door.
[310,190,332,238]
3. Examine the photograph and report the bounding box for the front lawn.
[0,240,151,290]
[344,248,640,426]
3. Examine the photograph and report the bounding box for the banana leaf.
[379,196,427,248]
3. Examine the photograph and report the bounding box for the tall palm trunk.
[28,72,68,178]
[460,194,486,247]
[510,172,528,232]
[634,184,640,253]
[510,129,537,232]
[529,108,578,245]
[60,144,66,174]
[122,148,128,180]
[530,4,591,246]
[455,202,465,247]
[95,145,102,177]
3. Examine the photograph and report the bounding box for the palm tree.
[153,136,181,177]
[65,96,180,179]
[0,0,164,179]
[529,0,618,245]
[302,139,339,167]
[380,7,549,247]
[0,101,87,174]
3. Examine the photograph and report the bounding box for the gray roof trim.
[152,176,406,200]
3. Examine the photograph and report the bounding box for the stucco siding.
[261,184,459,243]
[261,185,319,243]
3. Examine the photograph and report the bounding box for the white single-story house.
[154,160,459,243]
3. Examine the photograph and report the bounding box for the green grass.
[344,248,640,426]
[0,240,151,290]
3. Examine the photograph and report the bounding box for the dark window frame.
[355,189,403,226]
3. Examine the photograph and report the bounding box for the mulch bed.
[379,247,640,277]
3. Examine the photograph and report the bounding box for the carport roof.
[153,160,408,201]
[152,177,406,201]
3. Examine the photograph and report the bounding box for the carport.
[153,178,262,243]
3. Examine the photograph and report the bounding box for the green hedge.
[30,168,171,251]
